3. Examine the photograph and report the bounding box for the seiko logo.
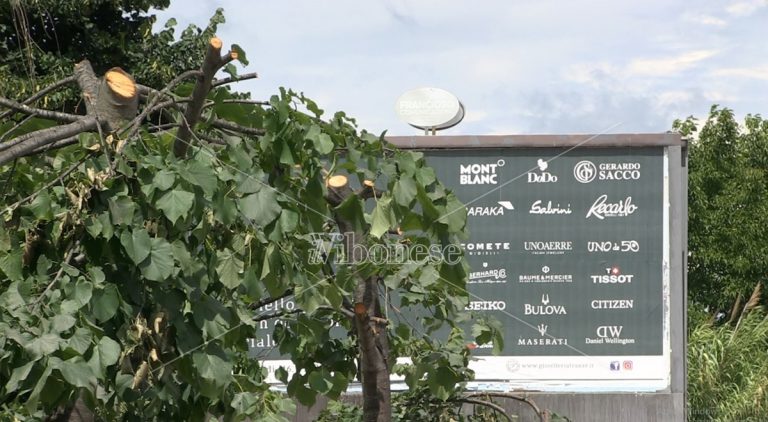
[467,201,514,216]
[468,262,507,284]
[524,294,567,315]
[591,266,634,284]
[529,200,572,215]
[591,299,634,309]
[586,195,638,219]
[574,160,641,183]
[587,240,640,253]
[528,159,558,183]
[523,241,572,255]
[519,265,573,283]
[459,159,505,185]
[465,301,507,311]
[461,242,511,256]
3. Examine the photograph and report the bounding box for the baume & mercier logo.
[528,158,558,183]
[518,265,573,283]
[586,195,638,219]
[459,159,505,185]
[467,200,514,217]
[573,160,641,184]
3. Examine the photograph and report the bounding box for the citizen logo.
[574,160,641,183]
[528,159,558,183]
[459,159,505,185]
[586,195,638,219]
[591,299,634,309]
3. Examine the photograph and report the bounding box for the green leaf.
[61,280,93,314]
[370,196,395,238]
[5,361,34,392]
[93,284,120,322]
[108,196,136,226]
[437,194,467,232]
[306,125,333,154]
[120,228,151,264]
[51,315,76,333]
[25,333,61,359]
[308,371,332,394]
[89,336,121,375]
[334,195,366,234]
[0,249,23,282]
[157,188,195,224]
[393,176,417,206]
[179,160,218,197]
[192,350,233,386]
[216,249,244,289]
[238,188,282,227]
[139,237,175,282]
[57,358,96,388]
[153,169,176,191]
[66,327,92,354]
[231,43,249,65]
[27,190,53,219]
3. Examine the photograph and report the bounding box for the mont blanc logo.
[518,265,573,283]
[523,294,567,315]
[460,159,505,185]
[574,161,641,183]
[590,266,634,284]
[585,325,636,345]
[461,241,511,256]
[586,195,638,219]
[587,240,640,253]
[467,201,515,217]
[528,159,558,183]
[523,240,573,255]
[517,322,568,346]
[529,200,572,215]
[468,262,508,284]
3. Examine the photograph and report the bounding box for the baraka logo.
[459,159,505,185]
[591,266,634,284]
[529,200,572,215]
[573,160,641,184]
[467,201,515,217]
[586,195,638,219]
[528,159,558,183]
[523,293,567,315]
[468,262,508,284]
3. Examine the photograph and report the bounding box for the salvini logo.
[518,265,573,283]
[468,262,507,284]
[528,158,558,183]
[523,293,567,315]
[467,200,515,217]
[523,240,572,255]
[586,195,638,219]
[459,159,506,185]
[529,200,572,215]
[517,324,568,347]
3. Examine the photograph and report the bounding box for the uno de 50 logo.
[574,160,641,183]
[460,160,506,185]
[586,195,638,219]
[528,159,558,183]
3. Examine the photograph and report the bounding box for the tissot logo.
[465,301,507,311]
[591,266,634,284]
[518,265,573,283]
[461,242,511,256]
[468,262,507,284]
[586,195,638,219]
[523,241,572,255]
[574,161,641,183]
[467,201,514,217]
[527,159,558,183]
[459,159,505,185]
[529,200,572,215]
[587,240,640,253]
[523,293,567,315]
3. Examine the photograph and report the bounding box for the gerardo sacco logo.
[523,240,572,255]
[461,241,511,256]
[468,262,508,284]
[459,159,505,185]
[586,195,638,219]
[591,266,634,284]
[528,159,558,183]
[518,265,573,283]
[573,160,641,184]
[467,201,514,217]
[529,200,572,215]
[517,323,568,347]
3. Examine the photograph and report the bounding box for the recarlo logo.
[574,160,641,184]
[460,159,506,185]
[586,195,638,219]
[528,159,558,183]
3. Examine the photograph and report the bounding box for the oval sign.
[395,87,464,130]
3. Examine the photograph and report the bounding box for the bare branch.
[0,76,77,120]
[252,309,302,322]
[210,118,265,136]
[248,290,295,310]
[464,392,547,422]
[212,71,259,88]
[0,117,98,166]
[456,398,513,422]
[0,97,82,123]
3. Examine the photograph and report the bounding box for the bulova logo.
[586,195,638,219]
[587,240,640,253]
[460,159,505,185]
[586,325,636,345]
[591,299,634,309]
[519,265,573,283]
[524,293,567,315]
[517,323,568,346]
[467,201,514,217]
[574,160,641,184]
[466,300,507,311]
[468,262,508,284]
[523,240,573,255]
[591,266,634,284]
[461,241,511,256]
[528,159,558,183]
[529,200,572,215]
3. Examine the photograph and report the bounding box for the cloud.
[628,50,720,76]
[683,13,728,26]
[726,0,767,16]
[713,65,768,80]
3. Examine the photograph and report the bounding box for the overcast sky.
[153,0,768,136]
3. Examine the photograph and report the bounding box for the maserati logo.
[537,324,548,336]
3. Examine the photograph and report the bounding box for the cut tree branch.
[210,118,265,136]
[0,117,98,166]
[0,76,77,120]
[0,97,81,123]
[212,71,259,88]
[174,37,238,158]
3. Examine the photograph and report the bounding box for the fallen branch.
[210,118,265,136]
[0,97,82,123]
[464,392,547,422]
[0,117,98,166]
[0,76,77,120]
[212,71,259,88]
[456,398,513,422]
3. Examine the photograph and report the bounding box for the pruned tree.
[1,27,502,422]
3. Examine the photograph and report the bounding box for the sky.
[153,0,768,136]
